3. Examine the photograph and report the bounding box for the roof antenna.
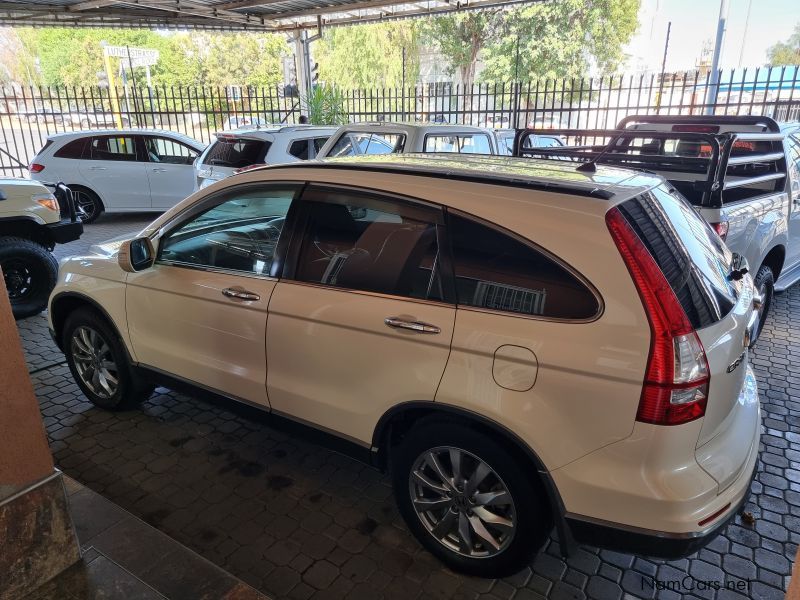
[575,132,621,172]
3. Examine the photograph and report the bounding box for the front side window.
[159,186,297,276]
[328,133,404,157]
[449,213,599,319]
[89,136,137,161]
[145,137,199,165]
[424,134,492,154]
[293,190,444,301]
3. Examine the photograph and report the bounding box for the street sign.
[102,46,159,66]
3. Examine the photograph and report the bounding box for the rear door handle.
[384,316,441,334]
[152,168,168,173]
[222,287,260,301]
[88,166,107,171]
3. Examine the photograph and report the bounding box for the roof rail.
[617,114,781,133]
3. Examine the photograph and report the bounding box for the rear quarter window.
[616,185,737,329]
[54,138,87,159]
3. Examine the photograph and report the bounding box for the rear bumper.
[565,458,755,558]
[46,219,83,244]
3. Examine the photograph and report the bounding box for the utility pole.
[656,22,671,114]
[706,0,729,114]
[738,0,753,68]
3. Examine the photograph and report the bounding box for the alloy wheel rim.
[70,326,119,398]
[2,259,34,299]
[408,446,516,558]
[75,192,97,218]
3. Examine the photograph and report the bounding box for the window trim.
[443,208,604,323]
[153,181,305,279]
[281,183,455,305]
[422,132,494,155]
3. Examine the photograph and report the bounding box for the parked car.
[494,128,564,155]
[49,154,760,577]
[194,126,336,190]
[29,129,206,223]
[515,114,800,338]
[222,115,270,130]
[317,123,498,157]
[67,107,131,129]
[0,179,81,318]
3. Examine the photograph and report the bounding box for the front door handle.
[222,287,260,301]
[384,316,441,334]
[152,168,168,173]
[88,166,107,171]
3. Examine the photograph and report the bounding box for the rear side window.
[424,134,492,154]
[54,138,86,159]
[89,136,137,161]
[616,185,737,328]
[203,138,270,168]
[448,213,599,319]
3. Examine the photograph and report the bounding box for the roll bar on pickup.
[512,126,787,208]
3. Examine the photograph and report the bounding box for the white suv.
[30,129,206,223]
[194,125,337,190]
[48,154,760,577]
[316,123,498,157]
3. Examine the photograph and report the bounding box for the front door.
[266,186,456,444]
[126,183,300,407]
[143,135,201,210]
[78,134,151,210]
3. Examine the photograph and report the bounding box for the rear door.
[78,135,150,209]
[143,135,201,209]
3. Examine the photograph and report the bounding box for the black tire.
[753,265,774,342]
[0,237,58,319]
[72,187,103,223]
[391,420,550,577]
[62,307,154,410]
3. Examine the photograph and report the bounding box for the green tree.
[480,0,640,82]
[422,12,504,86]
[315,22,420,89]
[767,24,800,66]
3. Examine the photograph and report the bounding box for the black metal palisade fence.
[2,66,799,176]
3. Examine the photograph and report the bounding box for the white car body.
[316,123,498,158]
[49,154,760,576]
[194,126,338,190]
[30,129,206,215]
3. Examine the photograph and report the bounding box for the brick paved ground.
[17,213,797,600]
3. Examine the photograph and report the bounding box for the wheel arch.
[760,244,786,281]
[372,401,571,552]
[50,292,127,356]
[67,184,105,208]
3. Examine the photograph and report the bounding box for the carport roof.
[0,0,533,31]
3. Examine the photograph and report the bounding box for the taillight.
[29,163,45,173]
[711,220,729,240]
[233,163,267,174]
[606,207,710,426]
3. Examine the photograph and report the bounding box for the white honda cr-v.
[48,154,761,577]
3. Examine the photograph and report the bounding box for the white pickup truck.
[514,115,800,338]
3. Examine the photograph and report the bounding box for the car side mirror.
[119,237,155,273]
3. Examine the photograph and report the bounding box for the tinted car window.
[288,139,310,160]
[144,137,198,165]
[449,213,599,319]
[294,192,444,301]
[159,187,296,276]
[89,136,137,161]
[616,185,737,328]
[54,138,86,159]
[202,138,270,168]
[328,133,404,157]
[424,134,492,154]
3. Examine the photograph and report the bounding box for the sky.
[624,0,800,73]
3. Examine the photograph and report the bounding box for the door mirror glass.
[119,237,155,272]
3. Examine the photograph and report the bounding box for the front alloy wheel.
[409,447,516,558]
[70,325,119,399]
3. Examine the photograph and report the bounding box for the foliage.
[315,22,420,89]
[5,28,289,89]
[422,12,504,86]
[767,24,800,66]
[302,84,350,125]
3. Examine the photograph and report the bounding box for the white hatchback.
[194,125,337,190]
[30,129,206,223]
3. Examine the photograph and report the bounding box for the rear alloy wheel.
[0,237,58,319]
[393,421,550,577]
[73,188,103,223]
[63,308,153,410]
[753,265,774,343]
